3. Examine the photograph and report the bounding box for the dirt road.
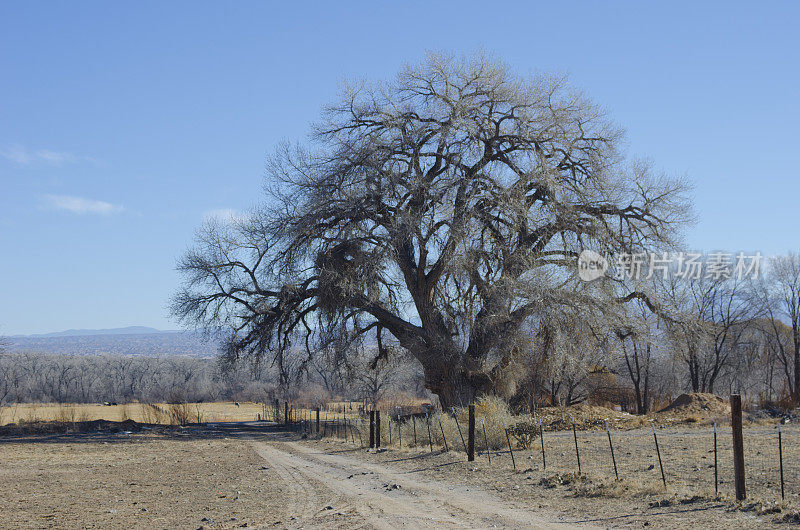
[249,436,582,529]
[1,422,790,528]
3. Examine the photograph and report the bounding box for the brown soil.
[536,403,646,431]
[656,393,731,420]
[534,393,737,432]
[2,421,797,528]
[0,431,287,528]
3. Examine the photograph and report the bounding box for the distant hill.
[17,326,172,338]
[5,328,220,357]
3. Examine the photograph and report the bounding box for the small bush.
[507,420,539,449]
[169,402,192,426]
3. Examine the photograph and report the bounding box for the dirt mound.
[656,393,730,420]
[536,403,646,431]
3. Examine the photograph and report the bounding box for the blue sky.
[1,1,798,335]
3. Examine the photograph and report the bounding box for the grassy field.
[0,401,272,426]
[0,399,426,427]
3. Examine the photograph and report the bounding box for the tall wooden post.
[316,408,320,434]
[375,410,381,448]
[731,394,746,501]
[369,410,375,448]
[467,404,475,462]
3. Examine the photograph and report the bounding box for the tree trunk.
[421,364,477,409]
[688,353,700,393]
[794,322,800,404]
[417,353,491,409]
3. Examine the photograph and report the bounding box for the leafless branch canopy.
[172,52,691,406]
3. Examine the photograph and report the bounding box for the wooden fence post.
[375,410,381,448]
[731,394,746,501]
[468,404,475,462]
[369,410,375,449]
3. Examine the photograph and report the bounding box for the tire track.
[250,437,593,529]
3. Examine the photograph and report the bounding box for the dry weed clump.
[538,470,702,502]
[168,402,192,425]
[23,404,39,423]
[474,395,516,450]
[385,396,523,452]
[139,403,170,424]
[55,405,77,423]
[394,415,426,448]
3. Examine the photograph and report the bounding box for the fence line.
[267,399,795,504]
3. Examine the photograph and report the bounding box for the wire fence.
[271,400,797,505]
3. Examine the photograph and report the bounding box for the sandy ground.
[0,429,288,528]
[1,422,796,529]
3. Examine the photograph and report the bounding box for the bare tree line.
[0,347,424,408]
[1,250,798,413]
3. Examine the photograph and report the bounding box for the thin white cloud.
[42,194,124,215]
[1,144,95,166]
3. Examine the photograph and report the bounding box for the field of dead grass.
[0,401,271,426]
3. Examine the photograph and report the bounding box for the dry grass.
[0,401,271,426]
[316,402,800,511]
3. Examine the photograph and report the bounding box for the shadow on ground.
[0,419,310,445]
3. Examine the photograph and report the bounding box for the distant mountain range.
[12,326,177,338]
[4,327,220,357]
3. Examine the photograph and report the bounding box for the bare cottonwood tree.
[753,254,800,401]
[663,274,759,394]
[172,52,690,407]
[615,299,664,414]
